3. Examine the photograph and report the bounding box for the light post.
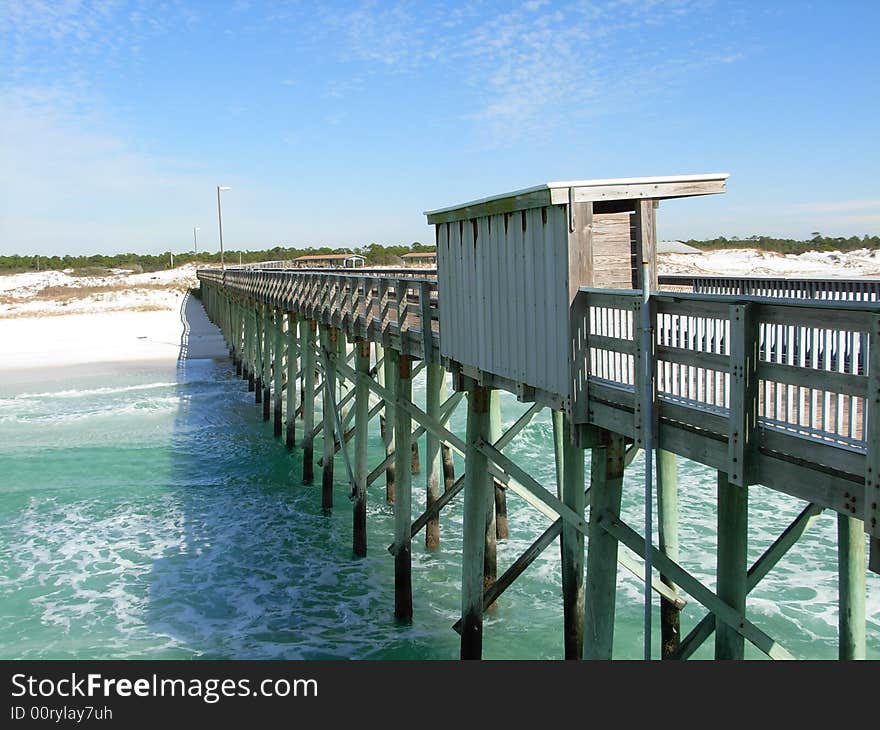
[193,226,200,254]
[217,185,231,269]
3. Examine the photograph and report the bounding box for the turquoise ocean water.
[0,356,877,659]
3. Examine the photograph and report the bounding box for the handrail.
[659,274,880,300]
[221,262,438,277]
[196,267,440,363]
[573,288,878,464]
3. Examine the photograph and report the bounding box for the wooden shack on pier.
[425,174,729,406]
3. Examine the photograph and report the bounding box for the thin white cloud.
[313,1,738,140]
[1,0,198,81]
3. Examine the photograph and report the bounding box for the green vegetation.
[686,234,880,254]
[0,242,436,274]
[4,234,879,274]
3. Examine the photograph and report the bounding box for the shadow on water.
[144,293,461,659]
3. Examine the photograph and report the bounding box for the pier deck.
[197,266,878,660]
[195,176,877,661]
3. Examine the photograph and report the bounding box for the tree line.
[0,242,435,274]
[2,234,879,274]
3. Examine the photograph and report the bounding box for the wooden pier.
[197,174,878,660]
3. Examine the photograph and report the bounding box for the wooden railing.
[198,268,440,362]
[571,289,879,500]
[229,262,438,278]
[659,274,880,300]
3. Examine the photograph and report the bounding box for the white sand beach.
[1,249,878,373]
[0,264,227,372]
[658,246,880,277]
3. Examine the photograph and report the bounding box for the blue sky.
[1,0,878,255]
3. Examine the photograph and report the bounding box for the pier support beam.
[262,306,272,421]
[838,514,866,660]
[376,343,396,504]
[483,391,499,601]
[235,301,243,377]
[321,326,339,514]
[658,449,681,658]
[273,308,284,437]
[560,414,586,659]
[411,441,420,475]
[285,312,298,450]
[442,443,455,492]
[246,302,255,390]
[460,383,491,659]
[229,299,237,369]
[490,392,508,541]
[239,302,248,380]
[353,339,371,557]
[301,319,317,484]
[425,362,445,550]
[254,305,262,398]
[715,472,748,660]
[584,431,625,660]
[390,349,413,620]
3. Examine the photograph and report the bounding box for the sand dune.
[0,265,201,371]
[658,247,880,278]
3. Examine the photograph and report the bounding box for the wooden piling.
[838,513,866,659]
[237,301,245,377]
[234,300,243,376]
[460,383,491,659]
[552,410,565,492]
[245,302,254,389]
[490,391,508,540]
[273,308,284,437]
[321,326,338,514]
[442,443,455,492]
[301,319,317,484]
[411,441,420,475]
[584,431,625,660]
[262,306,272,421]
[253,305,262,398]
[240,301,248,380]
[376,343,395,503]
[353,339,371,557]
[425,362,444,550]
[657,449,681,658]
[560,414,585,659]
[483,391,499,601]
[285,312,298,450]
[715,471,748,660]
[390,349,413,620]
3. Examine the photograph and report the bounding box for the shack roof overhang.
[424,173,729,225]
